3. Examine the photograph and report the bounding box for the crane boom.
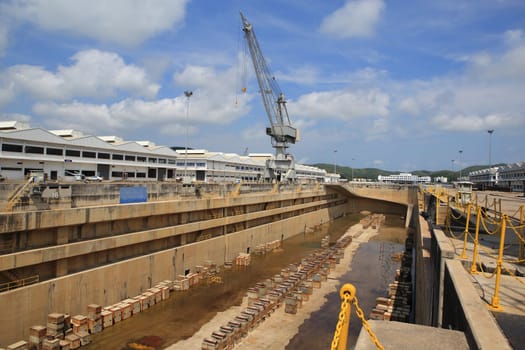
[240,11,298,181]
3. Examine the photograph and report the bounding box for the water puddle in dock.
[286,239,405,349]
[86,214,358,349]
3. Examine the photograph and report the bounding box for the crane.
[240,11,299,182]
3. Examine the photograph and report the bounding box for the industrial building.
[377,173,431,184]
[469,162,525,192]
[0,121,328,183]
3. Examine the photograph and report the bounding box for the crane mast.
[240,12,298,182]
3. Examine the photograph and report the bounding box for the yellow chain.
[353,296,385,350]
[331,286,384,350]
[330,292,350,350]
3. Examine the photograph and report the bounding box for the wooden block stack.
[87,304,102,334]
[124,298,141,314]
[152,287,163,303]
[41,338,60,350]
[173,277,189,291]
[186,273,199,288]
[101,310,113,329]
[235,253,251,266]
[46,313,65,339]
[29,325,46,349]
[136,295,148,310]
[6,340,28,350]
[121,302,132,320]
[144,291,155,306]
[76,331,90,346]
[70,315,88,335]
[159,285,170,300]
[110,306,122,324]
[64,334,79,350]
[284,294,298,314]
[58,340,70,350]
[311,274,322,288]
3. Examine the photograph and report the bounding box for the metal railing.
[0,274,40,292]
[429,188,525,311]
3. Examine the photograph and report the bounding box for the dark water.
[286,240,404,350]
[86,214,361,349]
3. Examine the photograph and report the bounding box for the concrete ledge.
[0,189,328,233]
[355,320,469,350]
[444,259,512,350]
[0,198,336,269]
[433,228,455,259]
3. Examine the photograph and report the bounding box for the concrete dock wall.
[0,203,342,344]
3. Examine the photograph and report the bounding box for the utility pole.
[351,158,355,181]
[333,149,337,175]
[459,150,463,180]
[184,91,193,182]
[488,129,494,168]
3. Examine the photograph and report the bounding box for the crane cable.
[235,20,248,107]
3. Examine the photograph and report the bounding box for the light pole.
[488,129,494,168]
[184,91,193,181]
[333,150,337,175]
[459,150,463,180]
[351,158,355,181]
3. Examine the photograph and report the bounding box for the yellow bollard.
[461,204,471,259]
[470,206,481,274]
[489,215,507,311]
[332,283,356,350]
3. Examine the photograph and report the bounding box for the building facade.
[377,173,431,184]
[0,122,327,183]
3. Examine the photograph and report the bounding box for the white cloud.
[31,64,254,135]
[398,98,420,115]
[373,159,384,166]
[320,0,385,39]
[0,81,15,108]
[277,65,321,85]
[366,118,390,140]
[0,49,159,102]
[1,112,31,122]
[289,89,389,120]
[2,0,189,47]
[431,113,519,132]
[503,29,523,46]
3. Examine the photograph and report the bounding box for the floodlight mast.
[240,11,298,182]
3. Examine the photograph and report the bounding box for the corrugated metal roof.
[68,135,117,150]
[0,128,68,145]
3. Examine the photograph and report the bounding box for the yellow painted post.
[518,205,525,260]
[471,206,481,274]
[336,284,356,350]
[461,204,471,259]
[490,215,507,311]
[435,194,439,225]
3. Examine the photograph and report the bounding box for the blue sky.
[1,0,524,172]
